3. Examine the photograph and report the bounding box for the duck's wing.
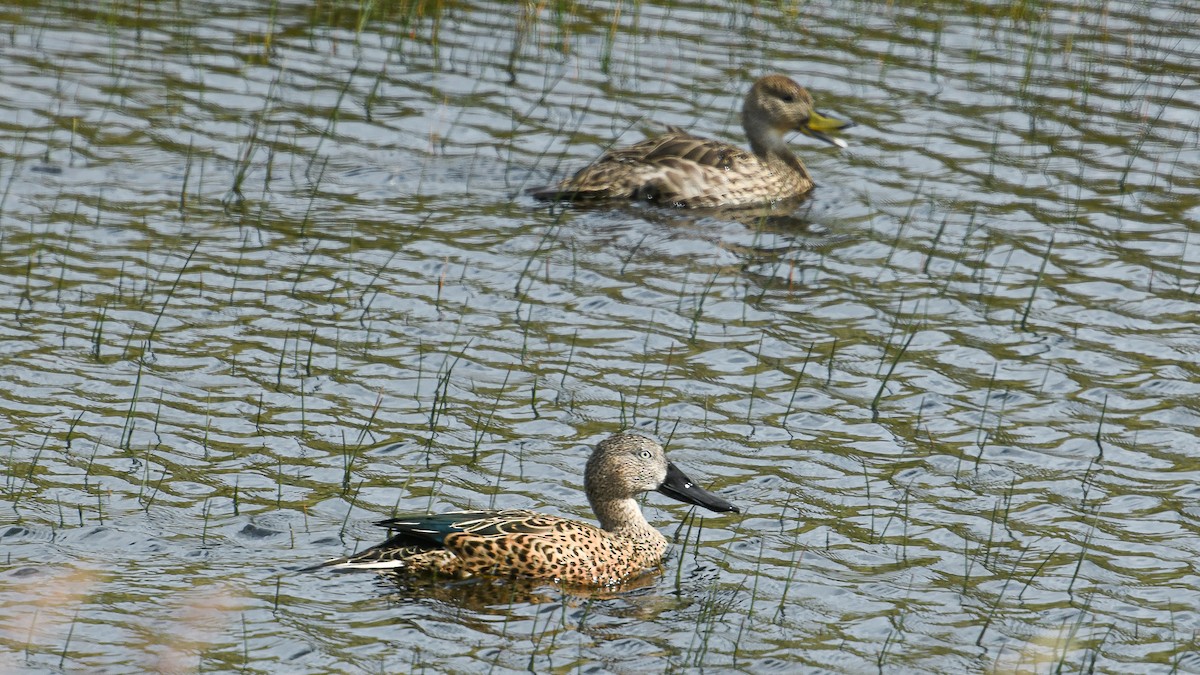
[529,128,762,206]
[305,509,542,571]
[376,509,562,543]
[631,126,750,169]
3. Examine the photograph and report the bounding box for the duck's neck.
[745,123,812,182]
[591,496,658,538]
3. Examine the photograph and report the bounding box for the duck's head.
[585,433,739,513]
[743,74,854,150]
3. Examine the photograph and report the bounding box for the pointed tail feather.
[301,549,410,572]
[526,185,612,201]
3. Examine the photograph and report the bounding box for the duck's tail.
[526,185,613,201]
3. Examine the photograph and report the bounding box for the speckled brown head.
[584,434,738,514]
[742,74,854,156]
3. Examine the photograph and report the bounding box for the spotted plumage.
[309,434,739,586]
[528,74,853,208]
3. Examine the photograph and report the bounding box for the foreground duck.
[528,74,853,208]
[310,434,738,586]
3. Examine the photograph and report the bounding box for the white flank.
[331,559,407,570]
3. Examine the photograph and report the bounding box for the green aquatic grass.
[824,337,838,387]
[9,431,49,512]
[972,363,1000,468]
[275,459,283,509]
[289,240,321,298]
[922,212,950,275]
[299,366,307,433]
[147,241,200,353]
[870,331,914,423]
[687,271,720,344]
[308,62,360,182]
[470,368,511,460]
[528,366,546,422]
[558,330,578,389]
[859,457,876,544]
[1093,392,1108,459]
[299,158,327,240]
[425,344,466,466]
[977,540,1035,647]
[652,346,676,435]
[777,338,816,422]
[773,529,803,625]
[672,511,697,594]
[118,359,145,451]
[179,138,195,211]
[1019,233,1055,331]
[0,131,29,217]
[226,69,281,208]
[1018,544,1060,603]
[338,480,364,541]
[1118,76,1186,193]
[341,390,384,490]
[487,436,513,511]
[274,327,289,391]
[744,333,765,425]
[200,497,211,546]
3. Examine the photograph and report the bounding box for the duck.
[308,433,739,586]
[527,74,853,208]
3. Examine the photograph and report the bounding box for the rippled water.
[1,0,1198,672]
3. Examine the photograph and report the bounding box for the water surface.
[1,0,1198,672]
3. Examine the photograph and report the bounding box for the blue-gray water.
[1,1,1198,672]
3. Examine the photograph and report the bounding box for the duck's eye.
[780,93,795,103]
[639,450,652,459]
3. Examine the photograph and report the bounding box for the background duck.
[528,74,853,208]
[309,434,739,587]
